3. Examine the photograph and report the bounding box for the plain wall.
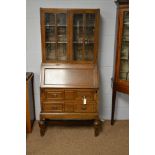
[26,0,129,121]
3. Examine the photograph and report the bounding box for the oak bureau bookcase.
[39,8,101,136]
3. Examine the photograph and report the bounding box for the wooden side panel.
[26,73,35,133]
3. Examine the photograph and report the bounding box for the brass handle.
[82,96,87,105]
[82,96,87,110]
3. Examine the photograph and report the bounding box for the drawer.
[65,90,76,100]
[65,104,74,112]
[42,103,63,112]
[45,90,64,100]
[65,90,97,101]
[74,104,95,113]
[76,91,96,101]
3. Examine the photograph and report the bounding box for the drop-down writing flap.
[40,63,99,88]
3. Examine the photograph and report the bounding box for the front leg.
[111,89,116,125]
[94,119,102,136]
[38,120,46,136]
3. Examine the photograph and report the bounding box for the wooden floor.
[27,120,129,155]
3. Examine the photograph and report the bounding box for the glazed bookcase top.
[40,8,100,64]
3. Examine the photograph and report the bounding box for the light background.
[1,0,155,155]
[26,0,129,121]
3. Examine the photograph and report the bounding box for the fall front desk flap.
[40,63,99,88]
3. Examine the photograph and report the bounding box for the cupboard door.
[119,11,129,81]
[84,13,96,61]
[72,12,97,62]
[73,13,84,61]
[57,13,67,61]
[45,13,57,61]
[43,12,68,62]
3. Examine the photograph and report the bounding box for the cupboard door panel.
[73,13,84,61]
[42,12,68,62]
[119,11,129,81]
[46,43,56,60]
[71,11,98,63]
[84,13,95,61]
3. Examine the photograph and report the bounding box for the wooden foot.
[111,89,116,125]
[38,120,46,136]
[94,119,102,136]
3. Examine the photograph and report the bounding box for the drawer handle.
[82,96,87,110]
[82,96,87,105]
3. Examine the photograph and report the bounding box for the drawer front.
[65,104,74,112]
[45,90,64,100]
[41,89,98,113]
[76,91,96,101]
[42,103,63,112]
[65,91,76,100]
[65,90,97,101]
[74,104,95,113]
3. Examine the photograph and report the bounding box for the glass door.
[84,13,95,61]
[119,11,129,81]
[45,13,67,61]
[73,14,83,61]
[72,13,96,62]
